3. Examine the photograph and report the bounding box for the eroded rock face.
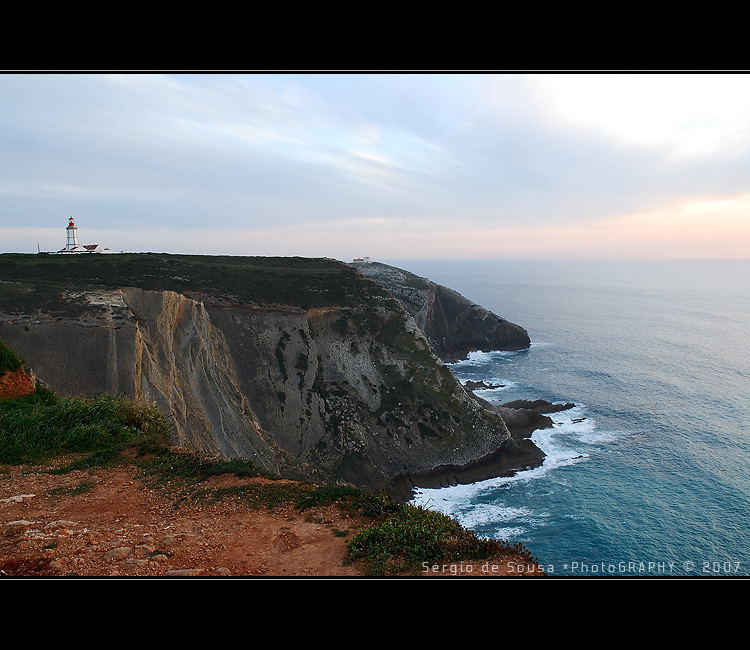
[0,368,35,400]
[351,262,530,362]
[0,287,538,493]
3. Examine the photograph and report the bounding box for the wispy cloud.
[2,73,750,259]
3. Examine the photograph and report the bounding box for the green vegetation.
[0,253,396,313]
[0,387,171,465]
[135,447,276,493]
[48,480,95,496]
[0,338,23,374]
[194,482,314,510]
[345,502,537,576]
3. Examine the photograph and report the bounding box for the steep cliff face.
[351,262,530,362]
[0,254,544,496]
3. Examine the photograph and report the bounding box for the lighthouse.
[54,217,112,254]
[65,216,79,250]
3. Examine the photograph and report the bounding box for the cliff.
[0,254,544,497]
[350,262,530,362]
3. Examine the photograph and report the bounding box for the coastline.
[387,436,546,502]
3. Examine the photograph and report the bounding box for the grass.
[345,502,540,576]
[0,253,396,313]
[135,446,277,495]
[193,482,314,510]
[48,480,95,496]
[0,338,23,374]
[0,387,171,465]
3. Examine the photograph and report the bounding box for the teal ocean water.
[391,259,750,577]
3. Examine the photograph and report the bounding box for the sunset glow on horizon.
[2,72,749,260]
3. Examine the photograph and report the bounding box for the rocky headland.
[0,254,547,499]
[351,261,530,362]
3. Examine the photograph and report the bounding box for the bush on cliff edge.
[0,387,172,465]
[0,338,22,374]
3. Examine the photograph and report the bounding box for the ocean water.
[390,259,750,577]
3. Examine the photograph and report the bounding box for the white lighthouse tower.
[54,216,113,253]
[65,216,79,250]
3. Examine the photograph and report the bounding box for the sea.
[388,259,750,577]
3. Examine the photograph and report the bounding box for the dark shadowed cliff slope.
[0,254,544,496]
[351,262,530,362]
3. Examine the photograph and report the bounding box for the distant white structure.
[55,217,112,254]
[352,256,371,263]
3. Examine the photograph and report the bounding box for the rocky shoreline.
[387,436,546,502]
[387,395,575,501]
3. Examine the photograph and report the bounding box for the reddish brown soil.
[0,462,543,578]
[0,369,35,400]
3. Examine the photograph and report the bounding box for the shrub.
[136,449,273,489]
[346,503,513,575]
[0,390,172,465]
[0,338,22,374]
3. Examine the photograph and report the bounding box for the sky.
[1,72,750,260]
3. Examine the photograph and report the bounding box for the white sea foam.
[547,405,626,445]
[413,405,601,507]
[470,379,517,396]
[448,350,518,368]
[412,360,629,540]
[411,403,602,531]
[414,496,534,530]
[492,526,528,541]
[412,450,586,507]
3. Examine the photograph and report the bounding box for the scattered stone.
[216,567,232,576]
[149,554,169,563]
[2,520,36,536]
[105,546,133,561]
[166,568,204,576]
[0,494,35,504]
[134,544,157,558]
[44,520,78,531]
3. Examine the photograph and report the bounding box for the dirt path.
[0,464,365,577]
[0,463,543,578]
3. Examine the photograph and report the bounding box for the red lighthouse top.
[68,217,76,228]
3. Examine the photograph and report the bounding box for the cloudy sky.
[2,72,749,260]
